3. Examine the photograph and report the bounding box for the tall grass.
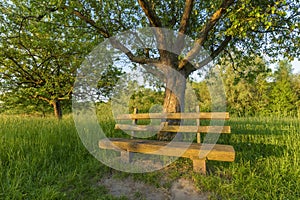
[0,115,121,200]
[0,114,299,199]
[192,117,300,199]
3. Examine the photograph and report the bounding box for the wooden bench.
[98,108,235,174]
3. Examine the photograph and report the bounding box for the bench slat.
[99,138,235,162]
[116,112,229,120]
[115,124,231,134]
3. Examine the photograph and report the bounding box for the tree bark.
[158,68,187,140]
[52,100,62,120]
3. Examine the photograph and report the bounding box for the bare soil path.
[100,176,209,200]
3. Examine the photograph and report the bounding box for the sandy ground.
[100,176,209,200]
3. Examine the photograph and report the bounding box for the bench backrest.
[116,112,229,120]
[115,110,230,143]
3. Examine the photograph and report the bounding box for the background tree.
[251,71,271,115]
[0,1,96,119]
[269,60,298,116]
[220,56,271,116]
[129,87,164,113]
[191,81,211,112]
[96,65,125,102]
[291,73,300,116]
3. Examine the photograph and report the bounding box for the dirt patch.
[170,178,209,200]
[100,176,209,200]
[100,176,170,200]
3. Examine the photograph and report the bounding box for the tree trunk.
[52,100,62,120]
[158,69,187,140]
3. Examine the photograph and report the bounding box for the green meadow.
[0,114,299,199]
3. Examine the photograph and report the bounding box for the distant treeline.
[1,60,299,118]
[193,62,299,117]
[126,60,300,117]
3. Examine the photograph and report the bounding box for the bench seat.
[99,138,235,162]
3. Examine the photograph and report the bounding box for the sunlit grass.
[0,115,121,200]
[0,114,299,199]
[193,116,300,199]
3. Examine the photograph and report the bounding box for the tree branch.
[174,0,194,54]
[72,4,164,66]
[137,0,162,27]
[34,95,51,104]
[179,0,234,69]
[197,35,232,69]
[109,37,159,65]
[5,55,37,82]
[137,0,167,57]
[224,49,236,71]
[18,41,38,66]
[141,64,165,82]
[72,10,110,38]
[185,35,232,74]
[178,0,194,34]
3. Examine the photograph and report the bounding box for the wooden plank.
[131,108,138,139]
[115,124,231,134]
[196,106,201,143]
[192,158,206,174]
[98,138,235,162]
[120,151,133,163]
[116,112,229,120]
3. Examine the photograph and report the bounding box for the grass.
[0,113,299,199]
[194,116,300,199]
[0,115,121,200]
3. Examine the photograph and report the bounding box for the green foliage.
[97,65,125,102]
[269,60,298,116]
[291,73,300,115]
[129,87,164,113]
[224,0,299,60]
[0,0,97,117]
[219,56,271,116]
[189,59,300,117]
[0,94,51,116]
[191,81,211,112]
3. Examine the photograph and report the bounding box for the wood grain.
[115,112,229,120]
[99,138,235,162]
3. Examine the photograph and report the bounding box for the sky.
[269,58,300,74]
[291,59,300,74]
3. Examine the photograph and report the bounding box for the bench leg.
[192,158,206,175]
[120,150,133,163]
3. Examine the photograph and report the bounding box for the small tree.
[270,60,298,116]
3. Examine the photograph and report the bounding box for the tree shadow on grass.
[232,142,286,162]
[205,141,286,176]
[229,118,298,136]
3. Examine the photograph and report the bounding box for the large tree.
[1,0,299,128]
